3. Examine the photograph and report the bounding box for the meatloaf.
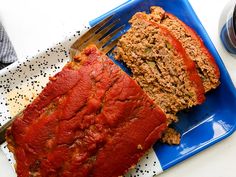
[149,6,220,92]
[6,45,167,177]
[115,12,205,124]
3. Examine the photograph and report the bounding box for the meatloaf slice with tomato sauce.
[6,45,167,177]
[115,12,205,123]
[149,6,220,92]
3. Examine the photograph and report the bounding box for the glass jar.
[220,1,236,54]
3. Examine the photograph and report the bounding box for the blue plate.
[89,0,236,171]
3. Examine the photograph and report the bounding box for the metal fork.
[70,15,124,59]
[0,15,125,144]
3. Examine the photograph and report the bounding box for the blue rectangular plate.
[89,0,236,171]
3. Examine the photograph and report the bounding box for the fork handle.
[0,117,15,144]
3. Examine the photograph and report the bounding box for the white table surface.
[0,0,235,177]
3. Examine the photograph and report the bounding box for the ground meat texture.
[115,12,205,122]
[161,127,180,145]
[6,45,167,177]
[149,6,220,92]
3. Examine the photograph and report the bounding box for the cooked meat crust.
[6,45,167,177]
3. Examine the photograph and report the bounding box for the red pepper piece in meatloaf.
[149,6,220,92]
[115,12,205,124]
[6,45,167,177]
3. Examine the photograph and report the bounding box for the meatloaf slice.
[115,12,205,123]
[149,6,220,92]
[6,45,167,177]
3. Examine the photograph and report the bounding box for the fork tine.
[96,24,125,49]
[101,36,121,54]
[71,15,113,49]
[78,19,120,51]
